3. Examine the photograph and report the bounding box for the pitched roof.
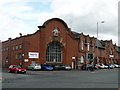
[72,31,81,39]
[95,39,105,49]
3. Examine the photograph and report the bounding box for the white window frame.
[87,43,90,51]
[81,41,84,50]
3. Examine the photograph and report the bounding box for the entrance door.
[31,60,36,65]
[72,61,75,69]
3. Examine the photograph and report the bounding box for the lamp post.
[96,21,104,64]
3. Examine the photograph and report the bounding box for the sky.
[0,0,119,45]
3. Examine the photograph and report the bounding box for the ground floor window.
[46,42,62,63]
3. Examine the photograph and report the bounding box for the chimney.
[19,33,22,37]
[8,38,11,40]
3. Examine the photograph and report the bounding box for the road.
[2,68,119,88]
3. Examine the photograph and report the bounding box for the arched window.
[46,42,62,63]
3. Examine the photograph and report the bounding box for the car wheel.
[8,70,11,73]
[32,68,34,71]
[23,72,26,74]
[15,70,18,73]
[43,68,46,71]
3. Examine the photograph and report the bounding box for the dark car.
[53,64,71,70]
[8,65,26,74]
[81,64,94,71]
[41,64,53,71]
[81,64,87,70]
[53,64,65,70]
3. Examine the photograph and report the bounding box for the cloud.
[50,0,118,44]
[0,0,119,45]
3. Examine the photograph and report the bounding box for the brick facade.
[2,18,120,69]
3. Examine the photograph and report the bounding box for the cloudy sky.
[0,0,119,45]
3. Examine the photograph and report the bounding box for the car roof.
[10,65,17,66]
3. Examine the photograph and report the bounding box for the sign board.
[24,59,29,62]
[28,52,39,58]
[109,55,114,58]
[72,57,75,59]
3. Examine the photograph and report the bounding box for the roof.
[95,39,105,49]
[42,18,69,30]
[116,46,120,52]
[72,31,81,39]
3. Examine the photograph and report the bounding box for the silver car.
[27,64,41,71]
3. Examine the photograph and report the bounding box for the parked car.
[104,64,114,69]
[53,64,65,70]
[64,65,71,70]
[81,64,87,70]
[109,64,115,68]
[95,64,105,69]
[53,64,71,70]
[27,64,41,71]
[81,64,94,71]
[8,65,26,74]
[101,64,108,69]
[113,64,119,68]
[41,64,53,71]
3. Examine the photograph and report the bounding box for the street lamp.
[96,21,104,64]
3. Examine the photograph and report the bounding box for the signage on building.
[109,55,114,58]
[28,52,39,58]
[24,59,29,62]
[72,57,75,59]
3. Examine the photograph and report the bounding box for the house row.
[1,18,120,69]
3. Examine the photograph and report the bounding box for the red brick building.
[2,18,120,69]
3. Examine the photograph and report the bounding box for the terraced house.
[2,18,120,69]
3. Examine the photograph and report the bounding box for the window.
[6,47,8,51]
[81,41,84,50]
[1,48,3,52]
[109,49,112,55]
[4,48,5,52]
[16,45,18,50]
[92,45,95,52]
[87,43,90,51]
[90,40,92,44]
[15,54,18,59]
[12,46,15,50]
[46,42,62,63]
[19,44,22,49]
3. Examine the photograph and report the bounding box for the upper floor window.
[12,46,15,51]
[87,43,90,51]
[2,47,8,52]
[6,47,8,51]
[92,45,95,52]
[90,40,92,44]
[81,41,84,50]
[19,44,22,49]
[16,45,18,50]
[109,49,112,55]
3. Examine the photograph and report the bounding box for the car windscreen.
[15,66,21,68]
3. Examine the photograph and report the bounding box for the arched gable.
[42,18,69,31]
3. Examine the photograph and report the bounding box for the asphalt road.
[2,68,119,88]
